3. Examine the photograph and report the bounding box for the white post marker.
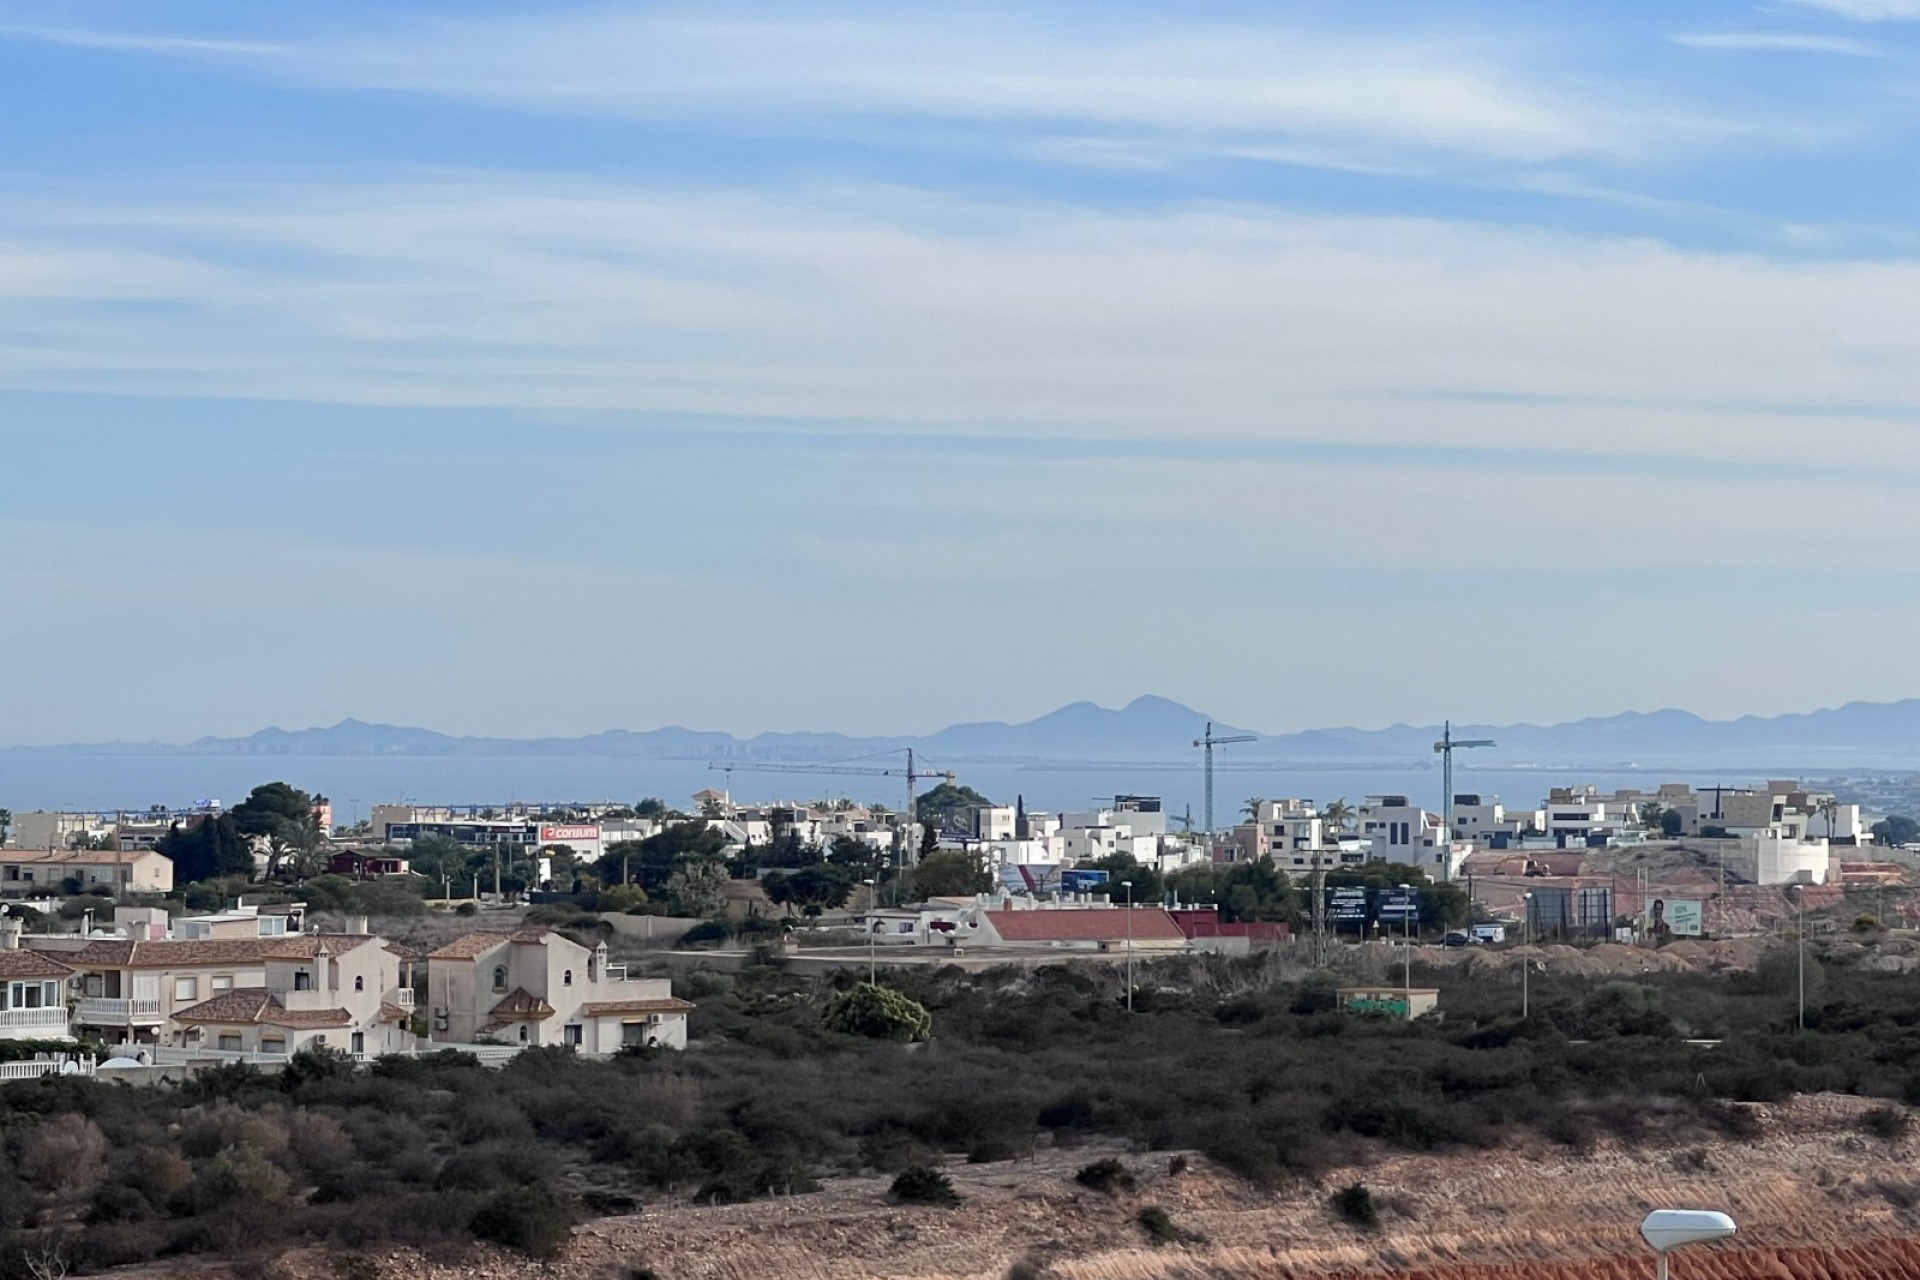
[1641,1210,1736,1280]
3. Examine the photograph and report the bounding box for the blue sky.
[5,0,1920,744]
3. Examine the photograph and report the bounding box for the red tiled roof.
[426,930,549,960]
[488,988,554,1021]
[983,908,1186,944]
[0,848,164,866]
[378,1001,413,1024]
[0,950,72,978]
[579,998,694,1017]
[55,934,377,969]
[172,988,353,1029]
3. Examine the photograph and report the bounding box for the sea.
[0,753,1786,824]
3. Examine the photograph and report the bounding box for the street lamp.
[1521,891,1534,1019]
[1794,882,1806,1031]
[1398,882,1412,1014]
[1641,1209,1736,1280]
[864,878,877,985]
[1122,879,1134,1014]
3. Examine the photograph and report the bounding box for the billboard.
[1650,898,1702,937]
[1376,888,1420,926]
[539,824,599,844]
[1002,863,1064,895]
[1060,868,1110,894]
[1327,886,1369,924]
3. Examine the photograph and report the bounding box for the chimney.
[315,942,331,994]
[0,916,20,950]
[346,915,369,936]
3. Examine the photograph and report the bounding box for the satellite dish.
[1641,1210,1736,1252]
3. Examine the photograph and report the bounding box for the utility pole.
[1192,721,1255,834]
[1432,722,1494,882]
[1123,879,1134,1013]
[1521,890,1534,1019]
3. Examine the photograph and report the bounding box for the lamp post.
[1123,879,1134,1014]
[1795,882,1806,1031]
[864,878,877,985]
[1398,882,1412,1014]
[1641,1210,1736,1280]
[1521,891,1533,1019]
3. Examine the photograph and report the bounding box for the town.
[1,768,1907,1063]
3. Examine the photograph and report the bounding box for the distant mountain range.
[17,695,1920,770]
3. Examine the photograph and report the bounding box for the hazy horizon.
[8,2,1920,743]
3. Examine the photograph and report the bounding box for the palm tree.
[1321,798,1354,836]
[1242,797,1266,822]
[1816,797,1840,841]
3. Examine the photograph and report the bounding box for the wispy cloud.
[0,25,287,56]
[1783,0,1920,19]
[1670,30,1888,55]
[0,6,1771,176]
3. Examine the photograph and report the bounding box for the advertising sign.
[1650,898,1702,937]
[1376,888,1420,926]
[539,824,600,844]
[1061,868,1110,894]
[1327,886,1369,924]
[1003,863,1064,895]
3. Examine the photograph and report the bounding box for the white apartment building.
[1450,795,1539,842]
[1359,796,1452,875]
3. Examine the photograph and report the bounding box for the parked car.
[1442,931,1471,948]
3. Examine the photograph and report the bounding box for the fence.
[0,1055,96,1081]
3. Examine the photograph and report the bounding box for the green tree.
[1082,853,1162,904]
[602,823,728,892]
[821,983,932,1042]
[915,780,991,826]
[907,851,994,899]
[1639,800,1666,831]
[762,864,856,920]
[1873,815,1920,847]
[633,797,668,818]
[1166,863,1219,906]
[1218,857,1293,923]
[1320,798,1354,836]
[666,858,730,917]
[1660,808,1685,838]
[825,834,882,878]
[156,814,254,885]
[0,807,11,845]
[1242,797,1266,822]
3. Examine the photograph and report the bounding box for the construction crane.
[1192,721,1256,834]
[709,749,955,873]
[1433,721,1495,882]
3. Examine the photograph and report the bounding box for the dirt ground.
[131,1093,1920,1280]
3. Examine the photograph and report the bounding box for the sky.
[6,0,1920,744]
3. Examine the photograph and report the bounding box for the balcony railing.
[0,1007,70,1032]
[394,989,415,1008]
[76,997,163,1023]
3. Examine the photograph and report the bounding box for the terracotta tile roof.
[0,950,72,978]
[55,933,378,970]
[488,988,554,1021]
[378,1001,412,1024]
[982,908,1187,944]
[0,848,163,866]
[427,930,550,960]
[579,998,694,1017]
[172,988,354,1029]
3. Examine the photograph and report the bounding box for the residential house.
[165,933,416,1058]
[0,936,73,1041]
[948,906,1189,952]
[0,848,174,896]
[328,848,413,879]
[49,933,409,1046]
[426,930,692,1053]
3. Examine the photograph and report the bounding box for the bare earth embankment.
[214,1094,1920,1280]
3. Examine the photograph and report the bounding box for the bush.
[1074,1158,1136,1195]
[821,984,933,1043]
[455,902,479,917]
[679,920,731,947]
[1332,1182,1379,1229]
[469,1183,575,1257]
[1860,1104,1911,1143]
[599,884,649,913]
[888,1166,958,1206]
[1137,1205,1191,1247]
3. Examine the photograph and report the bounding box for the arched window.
[491,966,507,992]
[354,975,364,992]
[587,955,597,983]
[563,970,573,987]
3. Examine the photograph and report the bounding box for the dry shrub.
[21,1115,109,1197]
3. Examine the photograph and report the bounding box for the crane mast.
[1192,721,1257,835]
